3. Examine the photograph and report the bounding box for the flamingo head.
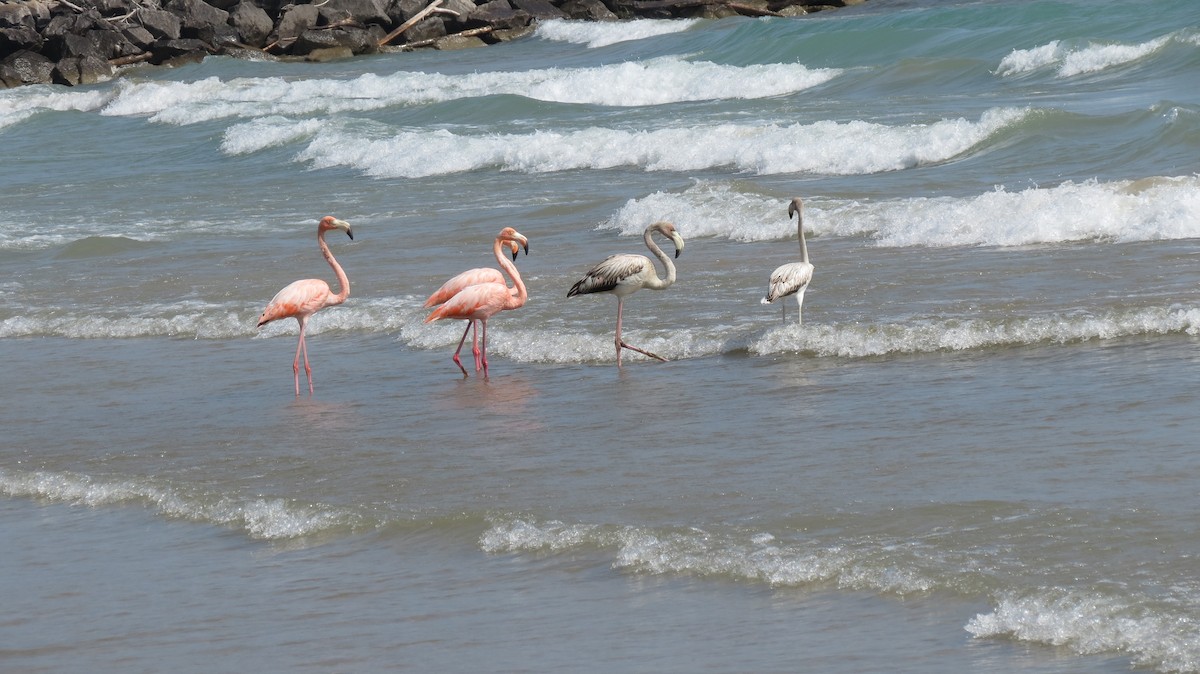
[788,197,803,221]
[498,226,529,259]
[652,221,685,259]
[318,216,354,240]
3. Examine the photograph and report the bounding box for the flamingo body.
[568,221,684,366]
[425,228,529,377]
[761,197,814,323]
[256,216,353,396]
[422,239,522,308]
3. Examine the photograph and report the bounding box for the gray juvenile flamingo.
[567,221,685,366]
[761,197,814,323]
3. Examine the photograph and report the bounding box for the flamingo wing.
[567,254,650,297]
[424,267,507,307]
[258,278,333,326]
[425,282,511,323]
[763,262,814,304]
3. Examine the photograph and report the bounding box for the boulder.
[510,0,566,19]
[559,0,618,20]
[0,2,35,28]
[402,15,445,43]
[434,33,486,50]
[228,0,273,46]
[0,49,55,85]
[54,53,113,85]
[292,25,376,54]
[0,26,43,54]
[269,3,319,45]
[317,0,390,26]
[138,8,182,39]
[165,0,230,38]
[467,0,529,30]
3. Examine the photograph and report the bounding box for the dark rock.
[93,0,137,15]
[43,12,98,40]
[228,0,272,46]
[510,0,566,19]
[559,0,618,20]
[0,49,55,85]
[165,0,230,38]
[89,27,140,58]
[0,26,43,53]
[402,16,445,43]
[121,23,156,50]
[389,0,426,23]
[317,0,390,26]
[434,33,486,50]
[150,36,212,63]
[270,3,319,44]
[54,52,113,85]
[137,8,182,39]
[292,25,376,54]
[467,0,529,30]
[0,2,35,28]
[206,0,242,10]
[437,0,476,27]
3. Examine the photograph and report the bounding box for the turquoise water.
[3,0,1200,671]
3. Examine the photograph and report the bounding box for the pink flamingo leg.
[614,296,667,365]
[472,321,484,372]
[480,319,490,378]
[451,321,472,377]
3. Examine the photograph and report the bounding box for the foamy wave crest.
[99,58,836,125]
[997,33,1185,78]
[480,517,934,594]
[966,591,1200,673]
[0,467,361,540]
[612,175,1200,247]
[1,298,417,340]
[0,87,111,130]
[750,306,1200,358]
[535,18,700,48]
[294,108,1027,178]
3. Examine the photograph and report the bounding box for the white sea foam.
[967,591,1200,672]
[0,467,360,540]
[0,298,418,340]
[613,175,1200,247]
[480,516,934,594]
[97,57,838,126]
[291,107,1028,178]
[535,18,701,48]
[749,306,1200,358]
[997,33,1183,78]
[0,86,111,129]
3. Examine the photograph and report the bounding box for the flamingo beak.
[346,229,354,240]
[671,233,685,258]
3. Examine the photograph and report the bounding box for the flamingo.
[567,221,685,366]
[424,231,525,375]
[761,197,814,323]
[425,227,529,378]
[256,216,353,396]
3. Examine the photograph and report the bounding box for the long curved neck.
[643,227,676,290]
[796,211,809,265]
[494,236,527,308]
[319,230,350,305]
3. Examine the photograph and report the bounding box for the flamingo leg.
[451,321,472,377]
[471,321,483,372]
[480,319,490,378]
[613,297,667,365]
[292,333,303,396]
[300,328,314,396]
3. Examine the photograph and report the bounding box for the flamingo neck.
[494,236,527,308]
[643,227,676,290]
[797,212,810,265]
[319,230,350,305]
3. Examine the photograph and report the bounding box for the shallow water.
[3,0,1200,671]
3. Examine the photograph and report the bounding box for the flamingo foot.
[620,341,668,362]
[451,353,468,377]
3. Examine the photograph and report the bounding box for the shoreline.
[0,0,869,88]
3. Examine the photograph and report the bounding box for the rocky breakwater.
[1,0,867,88]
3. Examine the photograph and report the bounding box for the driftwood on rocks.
[0,0,870,88]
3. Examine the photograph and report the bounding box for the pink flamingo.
[424,231,525,375]
[256,216,353,396]
[567,221,685,366]
[425,227,529,377]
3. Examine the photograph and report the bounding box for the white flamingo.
[567,221,685,366]
[761,197,814,323]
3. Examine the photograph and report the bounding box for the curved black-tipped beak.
[510,248,519,261]
[346,229,354,240]
[523,242,529,256]
[674,248,681,258]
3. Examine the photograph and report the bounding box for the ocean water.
[3,0,1200,671]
